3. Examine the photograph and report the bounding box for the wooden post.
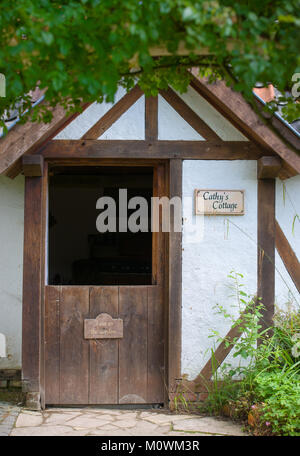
[145,96,158,141]
[22,169,47,410]
[22,155,44,177]
[257,157,283,332]
[257,161,277,332]
[168,159,182,406]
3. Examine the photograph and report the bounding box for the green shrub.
[253,370,300,436]
[202,271,300,436]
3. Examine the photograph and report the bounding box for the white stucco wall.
[174,86,248,141]
[54,87,145,140]
[275,176,300,309]
[181,160,258,380]
[0,175,24,368]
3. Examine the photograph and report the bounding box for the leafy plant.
[0,0,300,131]
[253,369,300,436]
[203,271,300,436]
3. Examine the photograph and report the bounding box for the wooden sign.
[195,189,244,215]
[84,313,123,339]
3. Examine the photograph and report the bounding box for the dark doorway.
[44,162,167,406]
[48,166,153,286]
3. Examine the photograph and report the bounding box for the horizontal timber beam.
[39,140,266,160]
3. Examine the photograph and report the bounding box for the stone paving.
[10,407,247,436]
[0,402,20,436]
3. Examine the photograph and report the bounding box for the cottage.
[0,75,299,410]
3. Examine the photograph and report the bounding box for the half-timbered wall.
[0,84,299,383]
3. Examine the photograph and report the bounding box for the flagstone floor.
[0,402,20,436]
[9,407,247,436]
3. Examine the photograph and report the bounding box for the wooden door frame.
[22,157,182,409]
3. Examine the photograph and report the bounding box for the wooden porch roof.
[0,75,299,180]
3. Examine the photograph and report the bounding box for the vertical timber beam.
[145,96,158,141]
[168,159,182,407]
[257,174,276,333]
[22,175,44,410]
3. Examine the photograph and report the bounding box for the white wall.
[0,175,24,369]
[275,176,300,309]
[54,87,145,140]
[181,160,258,380]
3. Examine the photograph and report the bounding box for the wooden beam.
[145,96,158,141]
[168,159,182,401]
[257,179,276,332]
[22,155,44,177]
[40,139,263,160]
[22,177,43,401]
[196,306,253,383]
[0,102,90,176]
[160,87,220,141]
[81,85,143,139]
[190,74,300,179]
[275,220,300,293]
[257,156,282,179]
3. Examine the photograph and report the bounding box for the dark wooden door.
[44,285,164,404]
[44,164,166,405]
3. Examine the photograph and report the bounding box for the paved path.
[10,407,246,436]
[0,402,20,436]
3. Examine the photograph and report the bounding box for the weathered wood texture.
[22,177,43,393]
[44,285,165,405]
[257,179,276,331]
[44,286,60,404]
[89,287,119,404]
[275,220,300,293]
[145,96,158,141]
[257,156,282,179]
[40,139,262,160]
[39,161,48,409]
[190,74,300,179]
[22,155,44,177]
[168,159,182,396]
[0,102,90,177]
[44,161,166,405]
[59,287,90,404]
[118,286,148,403]
[81,85,143,139]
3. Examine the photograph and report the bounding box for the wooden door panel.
[118,286,148,403]
[147,286,165,403]
[45,284,165,405]
[59,287,90,404]
[44,286,60,404]
[89,287,119,404]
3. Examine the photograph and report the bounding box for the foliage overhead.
[0,0,299,129]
